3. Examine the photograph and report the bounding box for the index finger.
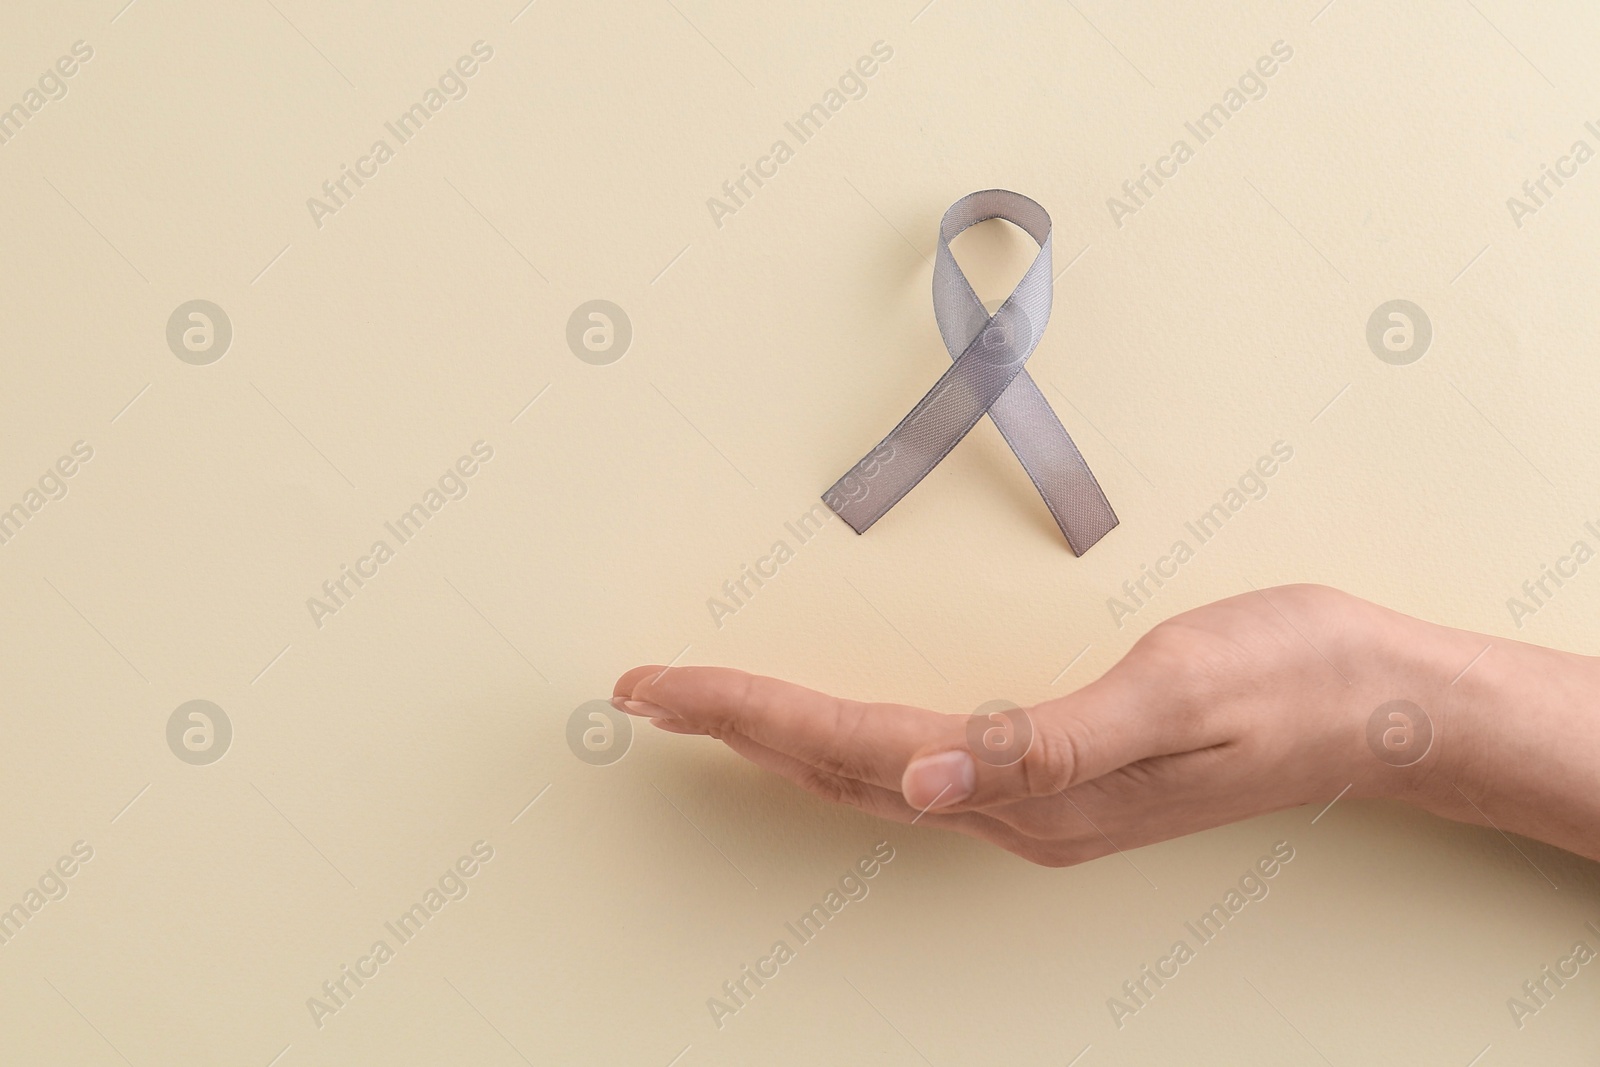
[612,663,952,790]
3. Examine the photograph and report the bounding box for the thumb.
[900,668,1180,811]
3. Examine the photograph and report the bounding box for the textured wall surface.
[1,1,1597,1063]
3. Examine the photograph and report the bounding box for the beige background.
[2,0,1598,1063]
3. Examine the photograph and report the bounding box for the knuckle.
[1127,620,1236,734]
[793,764,856,806]
[1019,717,1081,795]
[811,699,871,779]
[1131,621,1212,691]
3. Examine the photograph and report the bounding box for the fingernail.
[902,751,976,809]
[615,698,674,720]
[650,717,704,735]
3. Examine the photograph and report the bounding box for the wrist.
[1348,595,1600,860]
[1347,599,1480,804]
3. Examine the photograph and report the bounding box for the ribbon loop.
[822,189,1118,555]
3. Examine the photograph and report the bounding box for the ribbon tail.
[985,369,1118,555]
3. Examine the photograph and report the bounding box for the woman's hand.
[612,584,1600,864]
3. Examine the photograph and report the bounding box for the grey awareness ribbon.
[822,189,1118,555]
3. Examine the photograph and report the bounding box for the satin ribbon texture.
[822,189,1118,555]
